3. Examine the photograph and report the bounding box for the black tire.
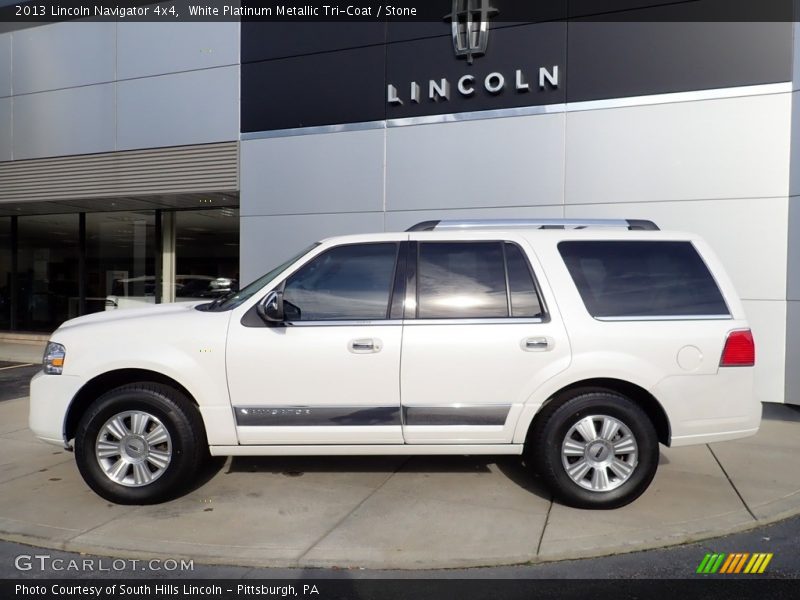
[528,389,660,509]
[74,383,207,505]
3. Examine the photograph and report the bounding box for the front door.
[226,240,406,445]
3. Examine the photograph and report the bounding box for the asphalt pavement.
[0,363,39,402]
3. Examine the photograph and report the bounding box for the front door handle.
[349,338,382,354]
[523,337,551,352]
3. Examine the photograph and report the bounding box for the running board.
[209,444,524,457]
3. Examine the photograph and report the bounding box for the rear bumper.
[655,368,761,447]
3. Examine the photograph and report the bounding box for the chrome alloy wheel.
[561,415,638,492]
[94,410,172,487]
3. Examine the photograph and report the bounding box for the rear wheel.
[75,383,206,504]
[529,390,659,509]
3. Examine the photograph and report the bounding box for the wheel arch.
[528,378,671,446]
[64,369,200,443]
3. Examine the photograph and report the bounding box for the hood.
[55,301,208,332]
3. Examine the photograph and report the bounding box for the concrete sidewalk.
[0,397,798,569]
[0,339,47,364]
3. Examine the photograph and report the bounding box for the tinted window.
[558,241,729,318]
[283,243,398,320]
[417,242,507,319]
[505,243,544,318]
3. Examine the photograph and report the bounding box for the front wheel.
[74,383,206,504]
[529,390,660,509]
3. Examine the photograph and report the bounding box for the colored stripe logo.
[696,552,773,574]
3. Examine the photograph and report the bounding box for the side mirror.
[257,290,285,323]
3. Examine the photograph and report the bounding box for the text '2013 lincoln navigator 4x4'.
[29,219,760,509]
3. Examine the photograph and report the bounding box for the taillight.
[720,329,755,367]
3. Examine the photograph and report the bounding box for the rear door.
[400,235,571,444]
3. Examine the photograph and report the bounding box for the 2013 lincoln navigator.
[29,219,760,508]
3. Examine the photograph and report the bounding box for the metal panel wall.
[0,98,10,162]
[241,129,385,216]
[1,21,240,161]
[116,66,239,151]
[117,21,239,80]
[385,113,566,211]
[0,33,10,97]
[11,22,116,95]
[12,83,116,159]
[565,93,792,205]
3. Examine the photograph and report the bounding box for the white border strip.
[567,81,792,112]
[240,82,792,141]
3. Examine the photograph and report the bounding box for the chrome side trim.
[275,318,542,326]
[403,318,544,326]
[234,406,401,427]
[241,120,386,140]
[595,315,732,322]
[210,444,525,456]
[403,405,511,426]
[240,82,791,141]
[387,104,566,128]
[282,319,404,328]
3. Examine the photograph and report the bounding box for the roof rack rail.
[405,219,659,232]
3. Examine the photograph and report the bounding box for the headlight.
[43,342,66,375]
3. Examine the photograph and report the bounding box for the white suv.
[29,219,760,509]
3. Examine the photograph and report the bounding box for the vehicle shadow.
[226,454,553,502]
[182,455,228,496]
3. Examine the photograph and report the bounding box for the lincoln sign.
[387,66,560,105]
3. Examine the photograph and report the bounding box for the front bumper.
[29,370,84,447]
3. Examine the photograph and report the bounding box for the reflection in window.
[86,212,155,313]
[0,218,9,330]
[417,242,507,319]
[505,243,543,317]
[175,209,240,299]
[16,214,79,331]
[558,241,730,317]
[283,243,397,321]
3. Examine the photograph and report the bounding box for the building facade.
[1,2,799,405]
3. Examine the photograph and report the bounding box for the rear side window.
[505,243,544,317]
[558,241,729,318]
[415,241,545,319]
[417,242,507,319]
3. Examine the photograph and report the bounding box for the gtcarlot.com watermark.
[14,554,194,573]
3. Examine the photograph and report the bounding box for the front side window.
[282,243,398,321]
[558,241,730,318]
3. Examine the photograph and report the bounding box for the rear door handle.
[523,337,551,352]
[349,338,382,353]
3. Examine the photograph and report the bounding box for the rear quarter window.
[557,241,730,319]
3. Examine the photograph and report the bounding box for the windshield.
[210,243,319,311]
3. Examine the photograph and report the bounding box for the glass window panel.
[0,218,10,330]
[86,211,156,313]
[417,242,508,319]
[282,243,398,321]
[558,241,730,318]
[175,209,240,299]
[505,243,543,318]
[16,214,79,332]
